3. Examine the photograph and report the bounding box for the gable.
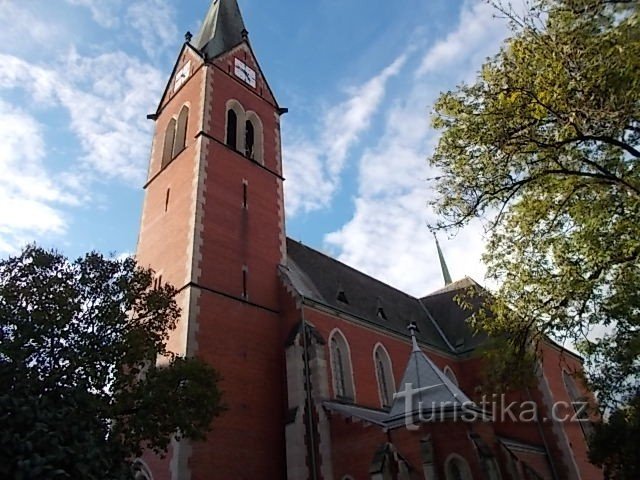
[156,44,205,114]
[212,41,279,107]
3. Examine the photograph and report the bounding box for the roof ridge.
[286,237,421,303]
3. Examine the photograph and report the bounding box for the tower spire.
[194,0,248,59]
[433,232,452,286]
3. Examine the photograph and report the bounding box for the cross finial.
[185,31,193,43]
[408,322,420,352]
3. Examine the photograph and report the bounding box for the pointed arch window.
[374,344,395,408]
[445,454,472,480]
[173,105,189,157]
[563,370,593,439]
[133,460,154,480]
[329,330,354,402]
[245,119,255,159]
[162,118,176,168]
[226,109,238,150]
[245,112,263,164]
[443,366,459,387]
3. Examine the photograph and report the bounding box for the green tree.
[588,392,640,479]
[0,246,224,479]
[429,0,639,409]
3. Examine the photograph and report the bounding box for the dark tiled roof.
[284,238,453,353]
[194,0,247,60]
[420,278,489,353]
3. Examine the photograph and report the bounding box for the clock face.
[174,61,191,92]
[234,58,256,88]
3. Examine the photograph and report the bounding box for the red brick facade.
[135,4,601,479]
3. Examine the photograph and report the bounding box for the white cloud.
[0,51,164,184]
[64,0,179,59]
[0,101,75,254]
[325,1,511,296]
[126,0,179,59]
[417,1,503,77]
[0,2,67,51]
[284,54,407,217]
[65,0,123,28]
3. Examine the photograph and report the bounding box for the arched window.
[563,370,593,438]
[245,112,264,164]
[374,344,395,408]
[133,460,153,480]
[443,366,459,387]
[226,109,238,150]
[173,105,189,157]
[162,118,176,168]
[329,330,355,402]
[445,454,472,480]
[245,119,255,159]
[483,457,502,480]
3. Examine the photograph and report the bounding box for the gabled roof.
[420,278,489,353]
[194,0,247,59]
[285,238,453,352]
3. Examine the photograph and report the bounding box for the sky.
[0,0,514,297]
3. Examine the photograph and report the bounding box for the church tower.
[136,1,286,478]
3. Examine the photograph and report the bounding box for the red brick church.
[134,1,601,479]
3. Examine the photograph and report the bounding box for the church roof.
[386,327,475,428]
[420,278,489,353]
[194,0,247,59]
[285,238,470,354]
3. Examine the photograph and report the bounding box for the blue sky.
[0,0,513,296]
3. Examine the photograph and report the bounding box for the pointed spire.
[433,232,452,286]
[194,0,248,59]
[388,326,474,426]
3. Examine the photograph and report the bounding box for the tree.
[0,246,224,479]
[429,0,639,409]
[588,392,640,479]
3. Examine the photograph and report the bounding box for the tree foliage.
[0,246,224,479]
[588,392,640,479]
[429,0,639,409]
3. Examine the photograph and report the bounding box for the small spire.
[433,232,452,286]
[185,31,193,43]
[407,322,420,353]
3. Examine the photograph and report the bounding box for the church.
[134,1,601,479]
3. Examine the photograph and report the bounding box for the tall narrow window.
[162,118,176,168]
[563,371,593,439]
[173,105,189,157]
[242,181,248,209]
[374,345,395,408]
[245,120,255,159]
[165,188,171,212]
[242,266,248,299]
[445,455,472,480]
[245,112,263,164]
[329,330,354,402]
[226,109,238,150]
[332,337,347,398]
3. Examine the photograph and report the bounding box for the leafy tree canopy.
[0,246,224,479]
[429,0,639,409]
[588,392,640,479]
